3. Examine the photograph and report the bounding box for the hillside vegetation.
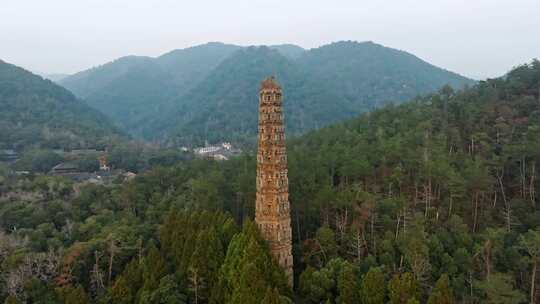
[0,60,123,150]
[1,61,538,303]
[60,41,474,143]
[59,43,242,133]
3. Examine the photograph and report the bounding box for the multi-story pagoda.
[255,77,293,285]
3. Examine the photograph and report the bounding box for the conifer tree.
[337,263,359,304]
[110,259,143,304]
[388,273,420,304]
[56,285,89,304]
[219,220,291,304]
[427,274,454,304]
[361,267,386,304]
[477,273,526,304]
[519,228,540,304]
[4,296,20,304]
[140,275,186,304]
[139,245,168,302]
[261,287,281,304]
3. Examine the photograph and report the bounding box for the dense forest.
[59,41,473,143]
[0,61,539,303]
[0,60,124,150]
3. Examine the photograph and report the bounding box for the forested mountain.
[284,60,540,303]
[59,41,473,142]
[155,42,243,90]
[59,43,242,132]
[151,42,473,145]
[1,61,538,303]
[297,41,472,110]
[0,60,123,150]
[149,46,356,145]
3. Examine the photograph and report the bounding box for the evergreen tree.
[388,273,420,304]
[519,228,540,304]
[110,259,143,304]
[138,246,169,303]
[56,285,89,304]
[219,220,290,304]
[477,273,526,304]
[3,296,20,304]
[262,287,281,304]
[337,262,359,304]
[361,267,386,304]
[427,274,454,304]
[139,275,187,304]
[188,227,224,302]
[298,265,335,303]
[24,279,58,304]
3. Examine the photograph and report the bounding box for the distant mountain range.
[58,41,474,145]
[0,60,123,150]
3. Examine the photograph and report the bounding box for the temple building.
[255,77,294,285]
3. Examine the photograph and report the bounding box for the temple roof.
[260,76,281,90]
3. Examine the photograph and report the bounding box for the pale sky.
[1,0,539,79]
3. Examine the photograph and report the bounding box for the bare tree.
[3,249,62,301]
[90,250,105,297]
[107,235,119,284]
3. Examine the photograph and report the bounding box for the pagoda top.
[260,76,281,91]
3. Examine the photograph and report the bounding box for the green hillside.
[297,41,473,109]
[153,42,474,145]
[59,41,474,143]
[1,61,538,303]
[59,43,242,133]
[150,46,354,145]
[0,60,123,150]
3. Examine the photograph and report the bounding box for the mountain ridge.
[58,41,474,143]
[0,59,124,150]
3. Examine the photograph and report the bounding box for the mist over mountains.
[58,41,474,145]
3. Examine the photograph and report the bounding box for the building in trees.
[255,77,294,286]
[99,153,110,171]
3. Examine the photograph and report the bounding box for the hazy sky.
[1,0,539,79]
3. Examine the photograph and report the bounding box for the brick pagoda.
[255,77,293,285]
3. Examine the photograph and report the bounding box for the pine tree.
[140,275,187,304]
[110,276,132,304]
[188,227,225,302]
[56,285,89,304]
[219,220,291,304]
[229,240,275,303]
[388,273,419,304]
[427,274,454,304]
[519,228,540,304]
[138,245,169,303]
[477,273,526,304]
[110,258,143,304]
[298,265,334,303]
[361,267,386,304]
[262,287,281,304]
[4,296,20,304]
[337,263,359,304]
